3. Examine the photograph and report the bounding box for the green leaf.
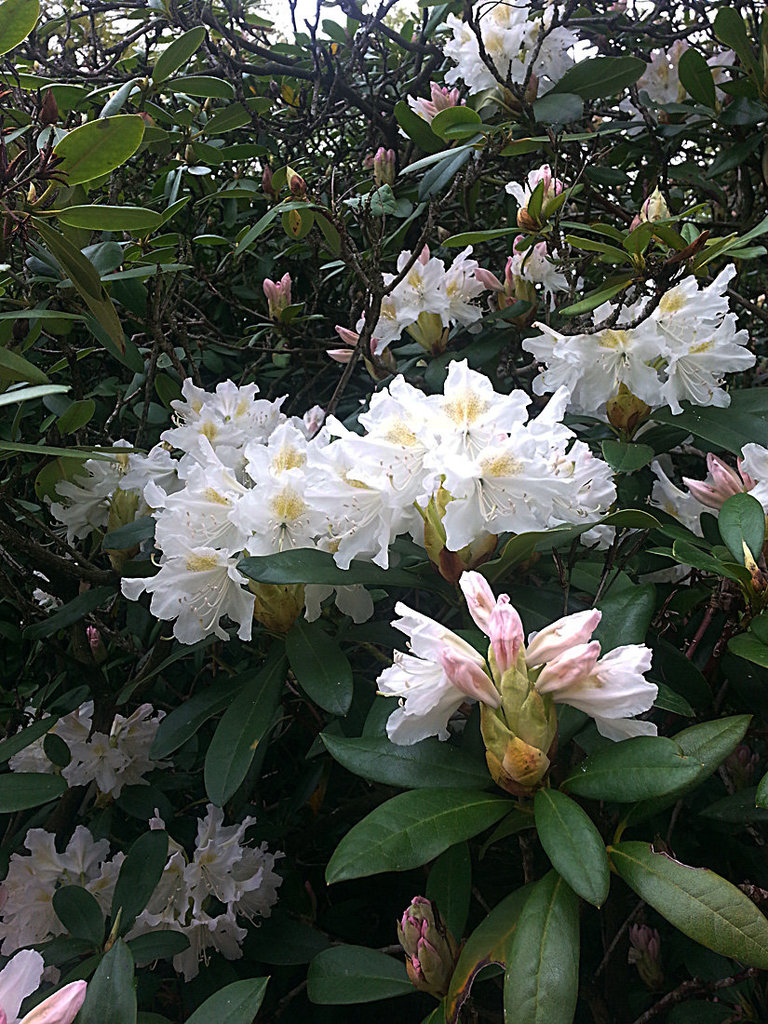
[0,0,39,56]
[728,632,768,668]
[610,841,768,968]
[0,347,48,384]
[0,772,66,811]
[671,539,749,584]
[504,872,580,1024]
[286,619,353,716]
[532,92,583,125]
[558,276,633,316]
[167,75,234,99]
[601,440,654,474]
[33,221,125,354]
[714,9,759,78]
[110,830,169,935]
[0,384,68,407]
[594,580,656,651]
[718,492,765,563]
[562,737,701,802]
[0,717,57,764]
[756,769,768,808]
[445,885,532,1024]
[152,26,206,83]
[76,940,137,1024]
[426,842,472,939]
[678,48,716,108]
[652,391,768,455]
[127,931,189,967]
[320,734,490,790]
[204,102,251,134]
[150,677,231,759]
[550,56,646,99]
[53,886,104,945]
[430,106,482,141]
[394,99,443,153]
[534,790,610,908]
[184,978,269,1024]
[24,586,114,640]
[307,946,411,1004]
[204,644,287,806]
[57,399,95,434]
[102,516,154,551]
[53,115,145,185]
[56,206,162,232]
[326,788,510,884]
[442,228,519,247]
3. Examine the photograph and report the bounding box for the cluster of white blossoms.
[651,444,768,536]
[443,2,578,95]
[126,805,282,981]
[49,364,617,646]
[632,40,733,107]
[9,701,166,799]
[378,570,656,746]
[525,265,755,416]
[0,826,124,955]
[366,245,486,353]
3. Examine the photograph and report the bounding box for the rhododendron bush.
[5,0,768,1020]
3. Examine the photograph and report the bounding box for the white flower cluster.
[633,40,733,107]
[9,701,166,799]
[126,805,282,981]
[367,245,486,353]
[651,444,768,536]
[94,362,617,645]
[525,265,754,416]
[0,826,124,955]
[443,2,578,95]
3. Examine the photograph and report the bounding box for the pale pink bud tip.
[21,980,87,1024]
[488,597,524,675]
[459,570,497,632]
[439,649,500,708]
[525,609,602,667]
[326,348,354,364]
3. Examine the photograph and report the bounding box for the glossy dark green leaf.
[678,48,716,107]
[595,581,655,651]
[57,399,95,434]
[0,347,48,384]
[653,393,768,455]
[558,276,633,315]
[75,939,137,1024]
[307,946,411,1004]
[504,872,579,1024]
[152,26,206,83]
[53,886,104,945]
[0,717,57,763]
[0,772,66,811]
[756,769,768,808]
[671,539,749,583]
[532,92,583,125]
[718,492,765,563]
[326,788,510,884]
[426,842,472,939]
[430,106,482,140]
[550,56,646,99]
[24,586,114,640]
[713,9,759,78]
[168,75,234,99]
[0,0,39,56]
[184,978,269,1024]
[111,830,169,935]
[562,736,701,802]
[320,733,490,790]
[534,790,609,907]
[286,619,353,716]
[610,842,768,967]
[127,931,189,967]
[53,116,145,185]
[601,440,654,474]
[102,516,154,551]
[204,644,287,806]
[394,99,443,153]
[56,206,162,232]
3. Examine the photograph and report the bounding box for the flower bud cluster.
[397,896,459,998]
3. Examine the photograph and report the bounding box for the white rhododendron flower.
[525,265,754,416]
[49,440,134,542]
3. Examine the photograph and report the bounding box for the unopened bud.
[39,89,58,126]
[639,187,669,223]
[606,384,651,437]
[373,147,396,187]
[27,182,38,204]
[287,167,307,198]
[397,896,459,999]
[628,924,664,990]
[725,743,759,789]
[86,625,108,665]
[263,273,292,320]
[249,580,305,633]
[263,163,276,199]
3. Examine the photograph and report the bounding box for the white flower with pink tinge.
[407,82,463,123]
[0,949,86,1024]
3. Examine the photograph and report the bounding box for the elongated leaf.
[102,516,155,551]
[53,886,104,945]
[426,842,472,940]
[504,872,580,1024]
[307,946,411,1004]
[149,677,231,759]
[168,75,234,99]
[653,393,768,455]
[184,978,269,1024]
[53,115,145,185]
[534,790,609,907]
[321,733,490,790]
[24,586,114,640]
[445,885,532,1024]
[286,618,353,715]
[718,492,765,563]
[204,644,287,806]
[57,399,95,434]
[127,931,189,967]
[729,632,768,668]
[0,717,57,763]
[558,276,633,315]
[550,56,646,99]
[0,770,65,811]
[0,0,39,56]
[678,47,716,107]
[111,830,169,935]
[152,26,206,83]
[76,940,137,1024]
[430,106,482,141]
[595,581,655,651]
[533,92,583,125]
[562,736,701,802]
[442,228,518,247]
[326,788,510,884]
[713,9,759,78]
[56,206,162,232]
[756,769,768,808]
[610,842,768,967]
[0,346,48,384]
[0,384,68,407]
[394,99,443,153]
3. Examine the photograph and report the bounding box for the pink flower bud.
[430,82,461,112]
[534,641,602,694]
[373,147,396,187]
[19,981,87,1024]
[683,453,756,509]
[417,245,430,265]
[334,325,359,348]
[439,649,500,707]
[263,273,292,320]
[525,609,602,667]
[459,570,497,632]
[488,597,524,675]
[474,267,504,293]
[326,348,354,363]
